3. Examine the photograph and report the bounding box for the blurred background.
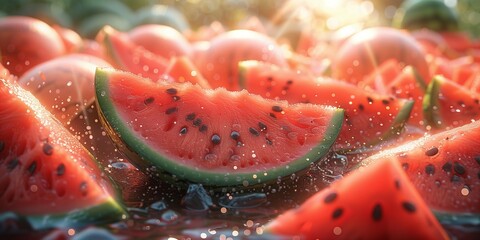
[0,0,478,38]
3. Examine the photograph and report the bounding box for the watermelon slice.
[164,56,211,89]
[423,75,480,129]
[100,26,170,82]
[95,68,344,187]
[0,78,126,229]
[238,60,414,150]
[358,120,480,222]
[266,158,449,239]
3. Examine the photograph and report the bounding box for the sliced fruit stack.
[0,0,479,238]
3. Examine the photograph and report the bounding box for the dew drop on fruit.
[149,200,167,211]
[161,210,179,223]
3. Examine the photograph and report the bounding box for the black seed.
[144,97,155,105]
[43,143,53,156]
[358,104,364,111]
[172,96,181,101]
[282,86,289,91]
[199,125,208,132]
[382,99,390,105]
[453,162,466,175]
[395,180,401,190]
[451,175,462,183]
[186,113,196,121]
[179,126,188,135]
[0,141,4,152]
[258,122,267,132]
[402,201,416,213]
[27,161,37,175]
[442,162,452,173]
[211,134,221,145]
[367,97,374,103]
[458,100,465,106]
[475,156,480,166]
[269,113,276,118]
[324,192,337,203]
[425,164,435,175]
[7,158,19,171]
[166,88,177,95]
[425,147,439,156]
[266,138,273,145]
[230,131,240,140]
[165,107,178,115]
[332,208,343,219]
[372,204,382,221]
[286,80,293,85]
[402,162,409,170]
[272,106,283,112]
[249,127,259,136]
[477,171,480,180]
[193,118,202,127]
[57,163,65,176]
[80,181,88,196]
[475,99,480,104]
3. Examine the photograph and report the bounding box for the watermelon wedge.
[358,120,480,222]
[0,78,126,229]
[95,68,344,187]
[423,75,480,129]
[239,60,414,151]
[266,158,449,239]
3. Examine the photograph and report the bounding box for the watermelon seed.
[43,142,53,156]
[6,158,19,171]
[394,180,401,189]
[267,76,273,81]
[199,125,208,132]
[272,106,283,112]
[381,99,390,105]
[249,127,259,136]
[425,147,439,157]
[27,161,36,175]
[269,113,276,118]
[193,118,202,127]
[258,122,267,132]
[401,201,416,213]
[166,88,177,95]
[477,171,480,179]
[265,138,273,145]
[0,141,4,152]
[324,192,337,203]
[358,104,364,111]
[211,134,221,145]
[57,163,65,176]
[372,204,382,221]
[230,131,240,140]
[80,181,88,196]
[402,162,409,170]
[179,126,188,135]
[367,97,374,104]
[425,164,435,175]
[453,162,466,175]
[451,175,462,183]
[332,208,343,219]
[442,162,452,173]
[186,113,196,121]
[144,97,155,105]
[165,107,178,115]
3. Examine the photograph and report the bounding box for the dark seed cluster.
[43,142,54,156]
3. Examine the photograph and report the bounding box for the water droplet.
[181,184,213,211]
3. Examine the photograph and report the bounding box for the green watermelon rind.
[24,197,126,230]
[95,68,344,187]
[433,210,480,226]
[394,0,459,32]
[422,75,443,128]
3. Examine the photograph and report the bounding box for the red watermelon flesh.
[239,60,414,150]
[359,120,480,214]
[0,77,125,228]
[266,158,449,240]
[95,68,344,187]
[100,26,170,82]
[163,56,211,89]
